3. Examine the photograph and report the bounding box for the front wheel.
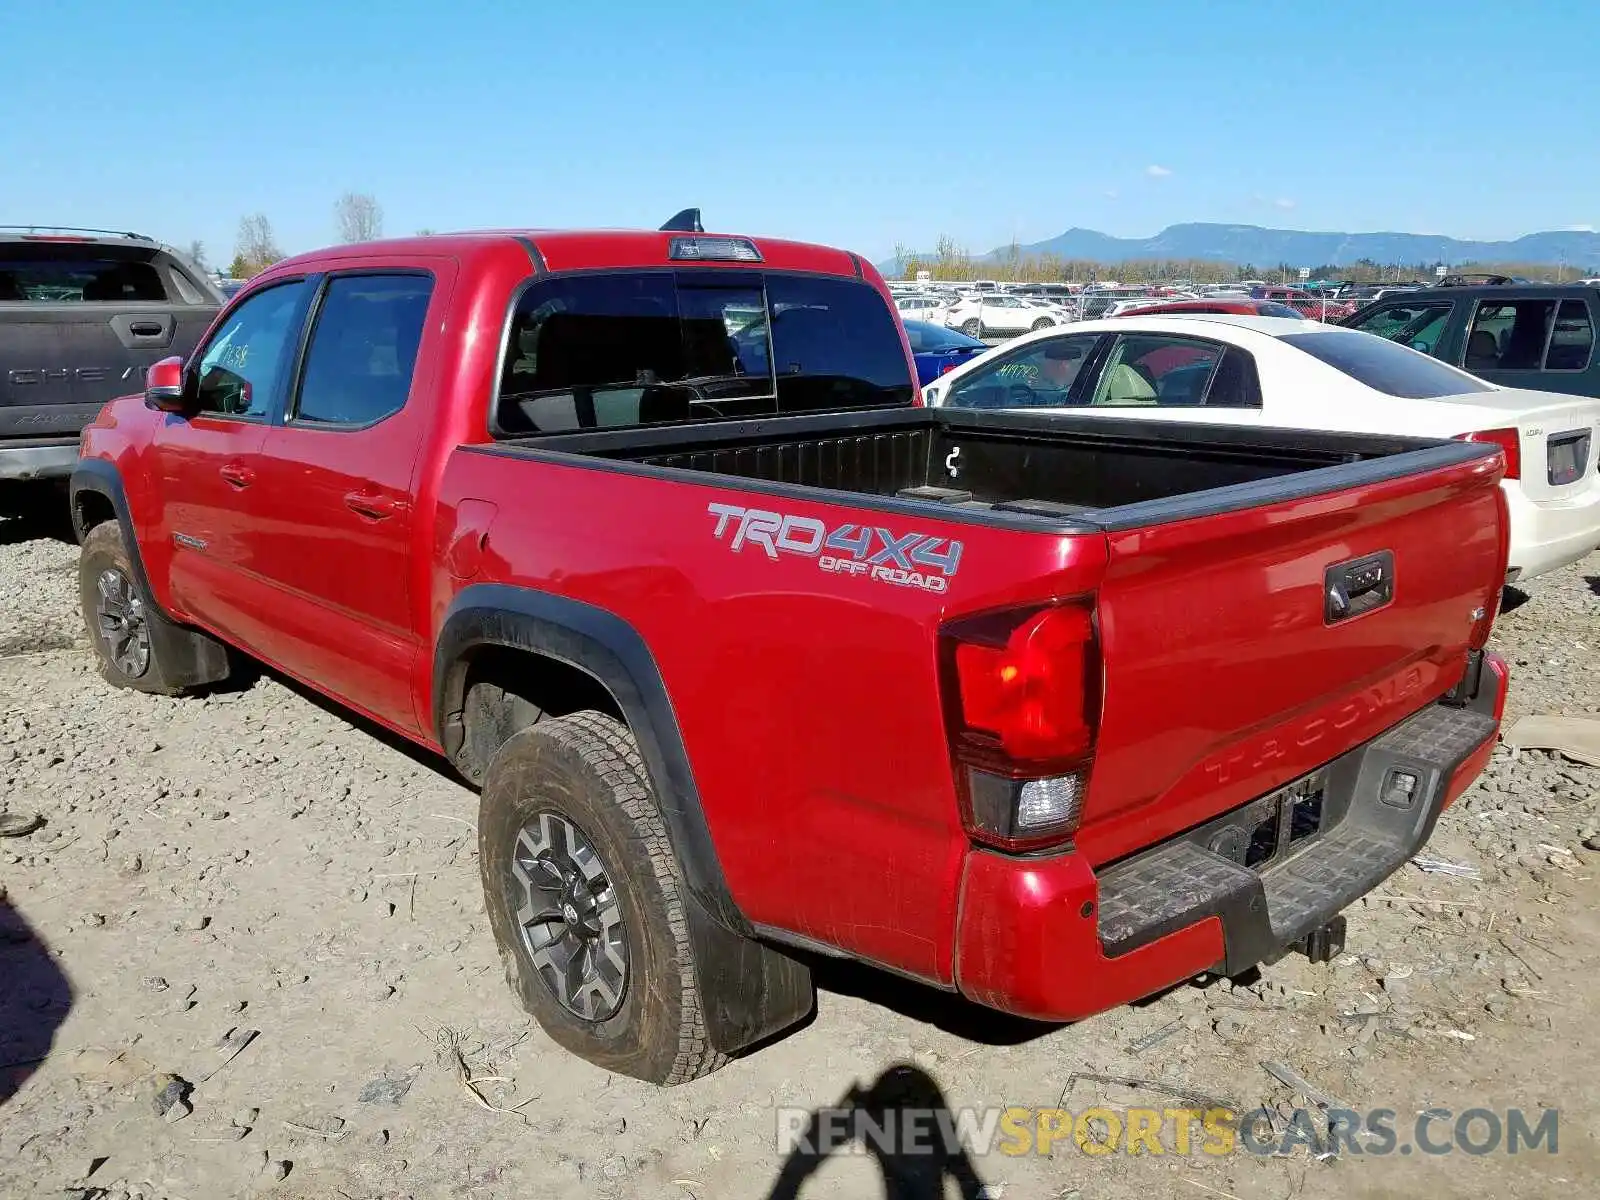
[78,522,221,695]
[478,711,730,1085]
[1031,318,1053,331]
[961,319,982,337]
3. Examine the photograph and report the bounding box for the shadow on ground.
[0,898,72,1106]
[766,1063,988,1200]
[807,956,1053,1048]
[1586,575,1600,599]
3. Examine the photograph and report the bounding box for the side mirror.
[145,355,190,413]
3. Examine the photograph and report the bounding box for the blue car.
[903,320,988,386]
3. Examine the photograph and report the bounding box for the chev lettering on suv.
[73,216,1510,1084]
[0,227,222,495]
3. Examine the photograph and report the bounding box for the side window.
[292,274,434,427]
[944,334,1100,409]
[764,274,913,412]
[1090,334,1224,407]
[194,281,312,418]
[1464,300,1555,371]
[1203,347,1264,408]
[498,272,694,433]
[1545,300,1593,370]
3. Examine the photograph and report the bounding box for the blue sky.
[3,0,1595,266]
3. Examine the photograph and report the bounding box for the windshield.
[1280,330,1494,397]
[1258,302,1308,319]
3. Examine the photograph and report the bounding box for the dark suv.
[1,227,223,507]
[1342,283,1600,397]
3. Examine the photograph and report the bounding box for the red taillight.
[954,606,1096,762]
[939,362,959,376]
[942,602,1100,850]
[1458,428,1521,479]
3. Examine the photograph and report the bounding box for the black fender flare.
[69,459,231,688]
[70,459,161,609]
[434,583,743,933]
[434,584,815,1054]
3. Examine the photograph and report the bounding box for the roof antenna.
[660,208,703,233]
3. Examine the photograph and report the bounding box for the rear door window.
[1544,299,1594,371]
[1463,299,1557,371]
[291,274,434,427]
[1089,334,1226,407]
[495,270,911,433]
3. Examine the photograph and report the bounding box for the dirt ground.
[2,518,1597,1200]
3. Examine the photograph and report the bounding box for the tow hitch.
[1297,916,1347,964]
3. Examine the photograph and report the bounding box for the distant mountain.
[878,223,1600,275]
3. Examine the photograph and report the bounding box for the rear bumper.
[1504,479,1600,582]
[0,439,80,482]
[953,651,1507,1021]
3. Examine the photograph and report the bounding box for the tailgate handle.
[1324,551,1394,624]
[129,320,164,337]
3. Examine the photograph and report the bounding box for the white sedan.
[941,294,1068,338]
[923,314,1600,584]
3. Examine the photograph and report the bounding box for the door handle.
[344,491,403,520]
[219,463,255,488]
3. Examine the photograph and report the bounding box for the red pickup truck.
[71,220,1510,1085]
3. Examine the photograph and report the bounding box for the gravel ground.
[1,517,1597,1200]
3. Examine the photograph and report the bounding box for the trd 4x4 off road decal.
[707,503,963,594]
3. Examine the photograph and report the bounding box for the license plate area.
[1187,769,1330,871]
[1547,429,1592,487]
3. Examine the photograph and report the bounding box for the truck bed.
[494,405,1488,529]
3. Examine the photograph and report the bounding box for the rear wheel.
[478,711,729,1084]
[961,319,982,337]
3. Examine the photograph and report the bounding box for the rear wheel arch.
[433,585,739,930]
[436,585,815,1061]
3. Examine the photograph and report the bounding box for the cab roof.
[273,228,872,280]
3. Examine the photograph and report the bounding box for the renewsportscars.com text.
[775,1104,1559,1159]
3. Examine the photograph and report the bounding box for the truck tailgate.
[1077,444,1505,865]
[0,303,216,441]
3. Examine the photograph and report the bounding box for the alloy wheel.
[511,811,628,1021]
[94,567,151,678]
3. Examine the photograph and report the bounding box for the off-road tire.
[478,710,729,1084]
[78,522,193,695]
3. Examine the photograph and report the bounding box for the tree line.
[891,238,1589,286]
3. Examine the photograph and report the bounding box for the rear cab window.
[0,241,212,305]
[1281,330,1493,397]
[495,270,912,434]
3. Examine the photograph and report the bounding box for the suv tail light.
[1458,428,1521,480]
[940,601,1100,850]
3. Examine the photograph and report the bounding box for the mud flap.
[684,896,815,1055]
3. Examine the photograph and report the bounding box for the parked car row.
[893,280,1353,336]
[921,311,1600,584]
